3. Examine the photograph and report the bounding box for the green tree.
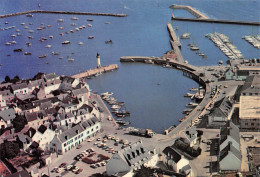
[12,115,28,133]
[4,76,10,82]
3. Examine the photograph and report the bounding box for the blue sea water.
[0,0,259,133]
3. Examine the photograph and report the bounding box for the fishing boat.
[87,19,93,21]
[88,36,94,39]
[68,58,74,62]
[38,54,47,58]
[116,120,130,126]
[11,34,16,38]
[101,92,113,96]
[181,33,191,39]
[111,105,121,109]
[105,40,113,44]
[51,52,59,55]
[71,17,79,20]
[26,42,32,46]
[78,42,83,45]
[185,102,199,108]
[189,87,198,92]
[58,57,63,59]
[105,22,110,24]
[17,33,22,36]
[179,116,188,122]
[11,41,17,44]
[28,30,34,33]
[28,36,33,39]
[49,35,54,39]
[16,29,20,32]
[20,22,25,25]
[58,27,64,30]
[87,24,92,27]
[82,25,86,28]
[45,45,51,48]
[182,109,193,115]
[184,93,194,97]
[57,19,64,22]
[70,30,74,33]
[26,14,33,17]
[5,42,11,46]
[13,48,22,52]
[75,28,79,31]
[62,41,70,44]
[24,52,32,55]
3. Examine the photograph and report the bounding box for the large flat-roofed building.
[239,96,260,129]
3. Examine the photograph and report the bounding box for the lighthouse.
[96,52,101,68]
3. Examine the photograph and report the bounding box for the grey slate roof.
[45,72,59,80]
[11,82,28,91]
[163,145,182,163]
[116,141,154,168]
[0,108,16,121]
[62,76,76,84]
[17,134,26,143]
[38,125,47,134]
[57,112,74,120]
[57,124,85,143]
[220,122,240,145]
[184,126,197,143]
[0,90,13,97]
[5,170,30,177]
[25,112,38,122]
[28,79,44,87]
[240,75,260,94]
[211,97,233,117]
[72,87,89,96]
[219,143,241,162]
[81,117,99,129]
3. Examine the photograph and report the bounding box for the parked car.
[72,167,79,172]
[66,165,73,170]
[76,145,82,149]
[59,163,67,168]
[75,168,83,174]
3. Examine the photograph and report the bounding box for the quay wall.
[170,4,209,19]
[71,64,118,79]
[0,10,127,18]
[172,16,260,26]
[120,56,154,62]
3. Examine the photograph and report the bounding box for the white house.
[54,112,75,127]
[28,79,44,93]
[32,125,56,151]
[50,117,101,154]
[0,108,16,129]
[183,126,198,147]
[162,145,191,176]
[11,83,29,95]
[0,94,6,109]
[44,79,61,95]
[106,141,157,176]
[61,76,79,90]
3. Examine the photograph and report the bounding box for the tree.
[4,76,10,82]
[12,115,28,133]
[0,141,20,159]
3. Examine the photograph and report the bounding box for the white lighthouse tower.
[96,52,101,68]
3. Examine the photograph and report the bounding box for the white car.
[72,167,79,172]
[66,165,73,170]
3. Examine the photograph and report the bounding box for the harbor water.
[0,0,259,133]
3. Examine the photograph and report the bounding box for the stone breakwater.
[71,64,118,79]
[0,10,127,18]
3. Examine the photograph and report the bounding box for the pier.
[0,10,127,19]
[71,64,118,79]
[172,16,260,26]
[170,4,209,19]
[167,23,181,48]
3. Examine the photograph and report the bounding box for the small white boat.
[5,42,11,46]
[20,22,25,25]
[71,17,79,20]
[57,19,64,22]
[70,30,74,33]
[49,35,54,39]
[87,24,92,27]
[105,22,110,24]
[68,58,74,62]
[16,29,20,32]
[11,41,16,44]
[45,45,51,48]
[71,23,76,26]
[101,92,113,96]
[11,34,16,38]
[78,42,83,45]
[58,27,64,30]
[75,28,79,31]
[62,41,70,44]
[28,30,34,33]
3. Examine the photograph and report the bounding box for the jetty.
[71,64,118,79]
[170,4,209,19]
[167,23,181,48]
[171,15,260,26]
[0,10,127,19]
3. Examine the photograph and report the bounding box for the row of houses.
[0,72,102,155]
